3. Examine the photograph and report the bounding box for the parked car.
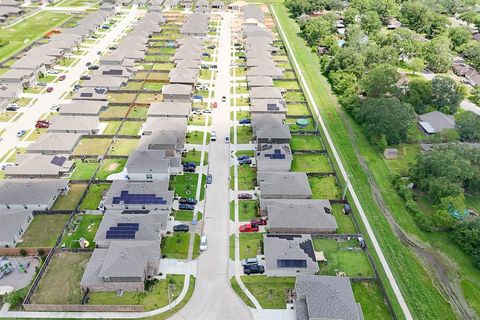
[244,264,264,275]
[343,204,352,215]
[37,82,47,87]
[46,87,54,93]
[239,118,251,124]
[224,136,230,144]
[238,193,253,199]
[86,62,91,67]
[184,166,195,173]
[221,96,226,102]
[80,75,91,80]
[179,204,195,211]
[207,45,216,49]
[179,197,197,205]
[250,218,267,226]
[109,45,118,50]
[237,155,250,161]
[239,223,259,233]
[102,25,110,29]
[6,103,19,111]
[213,102,218,108]
[211,131,217,141]
[202,52,210,57]
[183,162,196,168]
[47,69,59,74]
[203,109,211,114]
[16,130,26,138]
[88,65,99,70]
[239,158,252,165]
[59,75,66,81]
[35,120,50,128]
[206,174,213,184]
[173,224,189,232]
[199,235,208,251]
[50,104,60,112]
[241,257,259,266]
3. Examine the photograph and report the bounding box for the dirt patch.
[106,163,119,172]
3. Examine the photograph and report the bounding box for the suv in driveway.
[173,224,189,232]
[179,197,197,205]
[241,257,258,266]
[179,204,195,210]
[244,264,264,275]
[239,223,259,233]
[238,193,253,199]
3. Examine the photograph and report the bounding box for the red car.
[239,223,259,233]
[47,87,54,93]
[59,75,66,81]
[213,101,217,108]
[238,193,253,199]
[250,218,267,226]
[35,120,50,128]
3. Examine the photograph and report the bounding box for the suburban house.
[80,240,161,292]
[4,154,74,179]
[252,114,291,144]
[418,111,456,134]
[255,143,292,172]
[195,0,209,13]
[73,88,108,101]
[141,117,187,136]
[26,133,82,155]
[175,59,201,70]
[247,67,284,79]
[173,50,203,62]
[125,149,181,181]
[211,0,224,9]
[294,275,364,320]
[101,180,174,211]
[249,87,283,100]
[0,179,69,210]
[81,75,128,91]
[147,101,191,118]
[263,234,319,276]
[138,130,185,155]
[0,69,36,88]
[162,84,193,103]
[48,116,101,134]
[260,199,338,234]
[0,209,33,247]
[247,76,274,87]
[250,99,287,115]
[59,101,108,116]
[168,68,198,85]
[246,58,276,69]
[257,172,312,199]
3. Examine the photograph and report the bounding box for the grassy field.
[174,210,202,221]
[232,125,253,144]
[73,138,112,156]
[186,131,209,144]
[70,160,99,180]
[162,233,190,259]
[230,200,259,221]
[108,138,139,156]
[0,11,72,62]
[241,276,295,309]
[51,184,87,210]
[308,175,342,200]
[188,115,211,126]
[62,214,102,248]
[229,233,263,260]
[31,252,91,304]
[230,110,251,120]
[352,281,392,320]
[88,275,185,310]
[103,121,122,135]
[170,173,205,200]
[18,214,69,247]
[119,121,142,135]
[230,277,255,308]
[272,5,457,318]
[182,150,208,165]
[290,135,324,151]
[100,107,129,118]
[79,183,111,210]
[231,165,256,190]
[331,203,357,234]
[95,158,127,180]
[291,154,333,173]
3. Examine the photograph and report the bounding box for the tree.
[360,64,400,98]
[408,57,425,74]
[301,14,336,45]
[403,78,432,114]
[451,218,480,268]
[360,11,382,35]
[431,76,463,114]
[285,0,312,17]
[422,36,452,73]
[330,70,358,93]
[358,97,416,144]
[400,1,429,33]
[381,27,421,59]
[461,41,480,69]
[343,7,359,26]
[456,111,480,141]
[448,26,472,51]
[327,46,366,77]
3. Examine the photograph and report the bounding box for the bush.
[19,249,27,256]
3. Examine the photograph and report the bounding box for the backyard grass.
[230,200,259,221]
[143,82,164,91]
[108,138,139,156]
[18,214,69,247]
[51,184,87,211]
[383,144,420,177]
[186,131,209,144]
[230,277,255,308]
[108,93,136,104]
[173,210,202,221]
[331,203,357,234]
[291,154,333,173]
[312,238,374,277]
[188,115,211,126]
[241,276,295,309]
[62,214,103,248]
[70,160,99,180]
[79,183,111,210]
[290,135,323,151]
[100,106,129,118]
[352,282,392,320]
[119,121,142,135]
[308,175,342,200]
[127,106,149,119]
[162,233,190,259]
[231,126,253,144]
[30,252,91,304]
[230,233,263,260]
[73,138,112,156]
[232,165,256,190]
[274,80,300,90]
[88,275,185,310]
[286,117,316,132]
[95,158,127,180]
[182,150,208,165]
[102,121,122,135]
[169,173,205,200]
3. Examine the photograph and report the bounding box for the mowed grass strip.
[18,214,70,247]
[51,184,87,210]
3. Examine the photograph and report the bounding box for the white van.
[200,235,208,251]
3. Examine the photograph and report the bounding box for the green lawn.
[70,160,99,180]
[79,183,111,210]
[192,234,201,259]
[170,173,205,200]
[241,276,295,309]
[290,135,324,151]
[230,200,259,221]
[162,233,190,259]
[73,138,112,156]
[143,82,164,91]
[174,210,202,221]
[230,277,255,308]
[312,238,374,277]
[331,203,357,234]
[0,11,72,62]
[18,214,70,247]
[188,115,211,126]
[51,184,87,211]
[119,121,142,135]
[291,154,333,173]
[186,131,209,145]
[383,144,420,177]
[62,214,103,248]
[0,111,17,122]
[88,275,185,310]
[95,158,127,180]
[231,165,256,190]
[108,138,139,156]
[230,110,251,120]
[25,128,47,141]
[308,175,342,200]
[352,282,392,320]
[230,233,263,260]
[102,121,122,135]
[182,150,208,165]
[100,107,129,118]
[231,126,253,144]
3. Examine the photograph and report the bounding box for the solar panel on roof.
[299,240,316,262]
[50,156,67,166]
[80,93,93,97]
[277,259,307,268]
[104,69,123,75]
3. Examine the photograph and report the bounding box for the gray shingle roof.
[148,101,191,117]
[4,154,74,177]
[0,208,32,245]
[103,180,174,209]
[418,111,456,133]
[0,179,69,206]
[258,172,312,198]
[27,133,82,154]
[126,150,172,174]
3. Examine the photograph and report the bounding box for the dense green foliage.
[456,111,480,141]
[451,218,480,268]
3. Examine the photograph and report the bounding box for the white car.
[224,136,230,144]
[199,235,208,251]
[47,69,59,74]
[203,109,211,114]
[210,131,217,141]
[51,104,60,112]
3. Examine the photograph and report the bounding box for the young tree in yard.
[408,57,425,74]
[403,78,433,114]
[360,11,382,35]
[461,41,480,69]
[448,26,472,51]
[358,97,416,145]
[431,76,464,114]
[360,64,400,98]
[422,36,452,73]
[456,111,480,141]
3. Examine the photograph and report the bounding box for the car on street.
[203,109,211,113]
[239,118,251,124]
[6,104,19,111]
[80,75,91,80]
[37,82,47,87]
[221,96,226,102]
[239,223,259,233]
[47,69,59,74]
[244,264,264,275]
[179,204,195,210]
[173,224,190,232]
[206,174,213,184]
[59,75,66,81]
[239,158,252,165]
[250,218,267,226]
[16,130,26,138]
[46,87,54,93]
[211,131,217,141]
[241,257,258,266]
[51,104,60,111]
[224,136,230,144]
[35,120,50,128]
[88,65,99,70]
[238,193,253,199]
[200,235,208,251]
